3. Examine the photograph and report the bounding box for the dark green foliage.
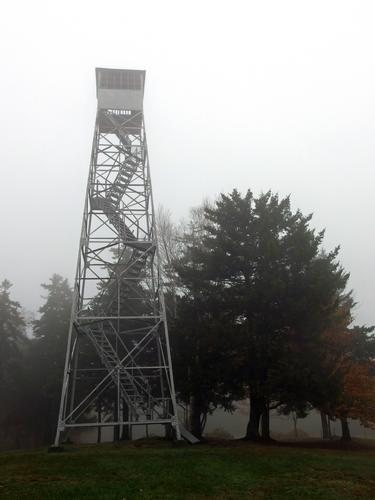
[0,279,26,370]
[348,324,375,364]
[0,280,30,449]
[170,207,244,438]
[174,190,351,440]
[171,294,244,437]
[27,274,73,445]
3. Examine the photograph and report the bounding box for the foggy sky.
[0,0,374,325]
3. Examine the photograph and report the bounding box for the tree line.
[0,275,72,449]
[0,188,374,449]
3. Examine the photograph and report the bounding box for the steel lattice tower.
[54,68,183,445]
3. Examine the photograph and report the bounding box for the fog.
[0,0,374,325]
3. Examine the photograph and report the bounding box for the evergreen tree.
[29,274,72,444]
[171,295,243,438]
[0,280,26,371]
[171,205,243,438]
[317,321,375,440]
[0,279,28,449]
[180,190,350,440]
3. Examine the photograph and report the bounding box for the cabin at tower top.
[95,68,146,111]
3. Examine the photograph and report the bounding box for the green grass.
[0,440,375,499]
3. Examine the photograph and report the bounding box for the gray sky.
[0,0,374,325]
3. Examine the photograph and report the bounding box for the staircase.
[86,327,158,420]
[86,111,199,442]
[85,325,199,442]
[102,111,142,208]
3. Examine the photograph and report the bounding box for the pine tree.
[30,274,72,444]
[0,280,26,372]
[171,205,244,438]
[0,279,27,449]
[180,190,350,440]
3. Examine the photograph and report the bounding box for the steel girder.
[54,83,181,445]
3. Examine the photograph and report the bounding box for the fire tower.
[54,68,193,445]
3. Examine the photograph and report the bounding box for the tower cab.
[95,68,145,111]
[96,68,145,134]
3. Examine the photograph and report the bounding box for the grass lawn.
[0,439,374,499]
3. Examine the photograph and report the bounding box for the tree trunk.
[292,412,298,439]
[121,402,130,441]
[340,417,351,441]
[261,405,270,440]
[97,398,102,444]
[320,412,329,439]
[113,398,120,442]
[327,417,332,439]
[201,412,208,435]
[189,395,203,439]
[164,399,173,440]
[245,396,264,441]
